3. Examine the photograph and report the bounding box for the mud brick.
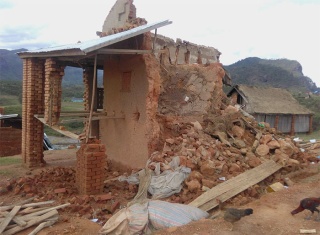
[54,188,67,194]
[111,201,121,213]
[94,194,113,201]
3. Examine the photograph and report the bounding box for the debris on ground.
[0,198,69,235]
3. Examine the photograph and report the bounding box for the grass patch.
[0,157,21,166]
[61,101,85,112]
[296,129,320,141]
[0,95,20,106]
[3,105,22,115]
[0,169,13,176]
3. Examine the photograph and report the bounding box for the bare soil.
[1,148,320,235]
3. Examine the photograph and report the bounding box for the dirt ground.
[0,146,320,235]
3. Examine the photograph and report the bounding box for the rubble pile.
[147,105,319,205]
[0,167,135,224]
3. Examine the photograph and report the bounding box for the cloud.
[0,0,13,9]
[0,26,53,50]
[0,0,319,86]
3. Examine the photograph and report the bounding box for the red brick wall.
[44,59,65,125]
[22,58,45,167]
[0,127,22,157]
[76,139,107,195]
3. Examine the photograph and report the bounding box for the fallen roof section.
[17,20,172,58]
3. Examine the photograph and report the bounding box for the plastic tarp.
[99,200,209,235]
[118,156,191,199]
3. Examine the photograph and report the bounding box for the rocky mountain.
[224,57,318,92]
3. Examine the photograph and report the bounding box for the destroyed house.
[227,85,313,134]
[16,0,227,198]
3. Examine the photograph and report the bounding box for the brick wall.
[22,58,45,167]
[76,139,107,195]
[0,127,22,157]
[44,59,65,125]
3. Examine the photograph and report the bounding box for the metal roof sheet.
[18,20,172,58]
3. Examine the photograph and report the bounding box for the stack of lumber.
[0,197,69,235]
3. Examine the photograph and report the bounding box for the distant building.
[227,85,314,134]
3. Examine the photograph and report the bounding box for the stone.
[201,179,216,188]
[111,201,121,213]
[54,188,66,194]
[191,121,203,131]
[233,139,246,149]
[232,125,245,138]
[247,155,261,168]
[229,163,241,173]
[255,144,270,156]
[260,134,273,144]
[200,160,215,176]
[185,179,201,193]
[165,138,175,144]
[188,171,203,182]
[267,140,280,149]
[279,140,294,157]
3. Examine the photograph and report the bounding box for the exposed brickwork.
[22,58,45,167]
[83,67,93,112]
[44,59,65,125]
[0,127,22,157]
[76,139,107,195]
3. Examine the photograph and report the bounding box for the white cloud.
[0,0,319,86]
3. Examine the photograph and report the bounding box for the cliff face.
[225,57,317,92]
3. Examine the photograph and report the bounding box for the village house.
[227,85,313,135]
[17,0,224,194]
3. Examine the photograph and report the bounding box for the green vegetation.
[0,157,22,165]
[296,129,320,141]
[0,169,14,176]
[293,93,320,132]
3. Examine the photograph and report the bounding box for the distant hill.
[0,49,24,81]
[224,57,318,93]
[0,48,83,84]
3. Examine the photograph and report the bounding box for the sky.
[0,0,319,87]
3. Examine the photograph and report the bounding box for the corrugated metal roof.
[18,19,172,58]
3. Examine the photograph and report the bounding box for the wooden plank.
[0,206,21,234]
[86,54,98,143]
[19,207,49,215]
[189,160,282,212]
[16,197,36,206]
[60,115,125,123]
[20,203,70,221]
[27,218,58,235]
[0,201,55,212]
[3,209,58,235]
[34,117,79,140]
[0,211,27,227]
[35,112,106,118]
